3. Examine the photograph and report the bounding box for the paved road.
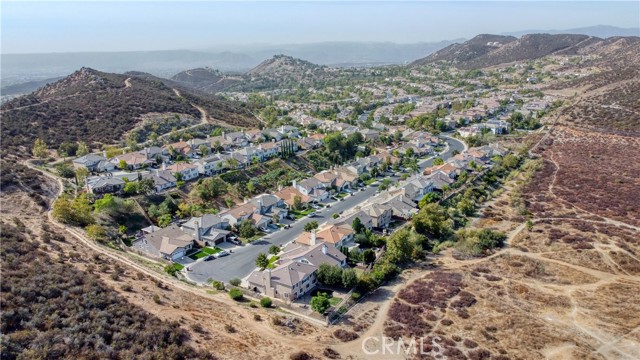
[186,136,466,283]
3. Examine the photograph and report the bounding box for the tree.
[341,268,357,289]
[316,264,343,287]
[418,192,441,208]
[433,157,444,166]
[304,221,319,232]
[75,167,90,185]
[255,253,269,270]
[86,224,108,243]
[413,203,453,240]
[229,288,243,301]
[268,245,280,255]
[260,297,272,308]
[52,194,94,226]
[526,219,534,232]
[55,163,75,178]
[76,141,89,156]
[363,249,376,264]
[157,214,172,227]
[385,228,414,264]
[457,198,475,216]
[123,181,139,195]
[32,138,48,159]
[292,195,303,211]
[199,144,210,156]
[229,278,241,286]
[247,181,256,194]
[352,217,364,234]
[118,159,128,170]
[310,293,331,314]
[94,194,118,214]
[138,178,156,195]
[164,264,178,277]
[379,178,392,191]
[239,220,257,239]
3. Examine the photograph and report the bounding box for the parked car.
[326,204,331,208]
[204,255,215,261]
[308,212,317,218]
[215,250,230,258]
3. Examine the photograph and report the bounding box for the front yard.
[290,208,315,219]
[189,246,223,260]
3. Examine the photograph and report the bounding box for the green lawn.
[364,179,376,186]
[328,296,342,307]
[290,208,314,219]
[189,247,223,260]
[172,263,184,271]
[335,192,347,199]
[240,232,266,244]
[266,255,279,269]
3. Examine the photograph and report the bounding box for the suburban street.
[185,135,466,283]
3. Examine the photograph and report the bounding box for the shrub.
[229,278,241,286]
[152,294,161,304]
[120,284,133,292]
[224,324,236,333]
[350,291,361,301]
[323,347,340,359]
[289,351,311,360]
[212,280,225,290]
[260,297,272,308]
[333,328,359,342]
[229,288,243,301]
[253,314,262,321]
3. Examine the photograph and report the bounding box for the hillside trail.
[124,77,132,88]
[21,159,331,352]
[170,87,237,130]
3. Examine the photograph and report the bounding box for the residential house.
[208,135,233,151]
[360,129,380,141]
[262,129,284,142]
[383,194,418,219]
[314,171,338,188]
[296,224,354,248]
[224,131,250,148]
[247,261,318,301]
[423,163,459,178]
[143,146,170,163]
[338,210,373,231]
[194,154,226,176]
[111,151,153,170]
[274,186,311,209]
[428,170,455,191]
[73,153,114,173]
[260,142,280,158]
[297,136,323,150]
[402,176,435,202]
[165,141,197,158]
[220,202,257,227]
[250,194,285,215]
[86,176,125,194]
[235,146,265,164]
[365,204,393,229]
[142,169,177,192]
[187,138,211,155]
[293,178,329,201]
[182,214,231,246]
[138,224,194,260]
[277,125,300,138]
[167,162,199,181]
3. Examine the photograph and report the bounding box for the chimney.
[322,244,328,255]
[194,220,201,242]
[102,150,107,158]
[258,199,264,214]
[310,230,317,246]
[292,180,297,189]
[162,162,166,171]
[145,147,149,158]
[264,268,272,289]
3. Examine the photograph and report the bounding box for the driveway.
[185,136,466,284]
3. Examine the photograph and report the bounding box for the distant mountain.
[504,25,640,39]
[0,76,65,97]
[410,33,640,69]
[0,68,257,157]
[170,67,241,94]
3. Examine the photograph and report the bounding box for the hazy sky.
[2,1,639,54]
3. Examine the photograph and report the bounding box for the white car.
[308,212,317,218]
[215,250,230,258]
